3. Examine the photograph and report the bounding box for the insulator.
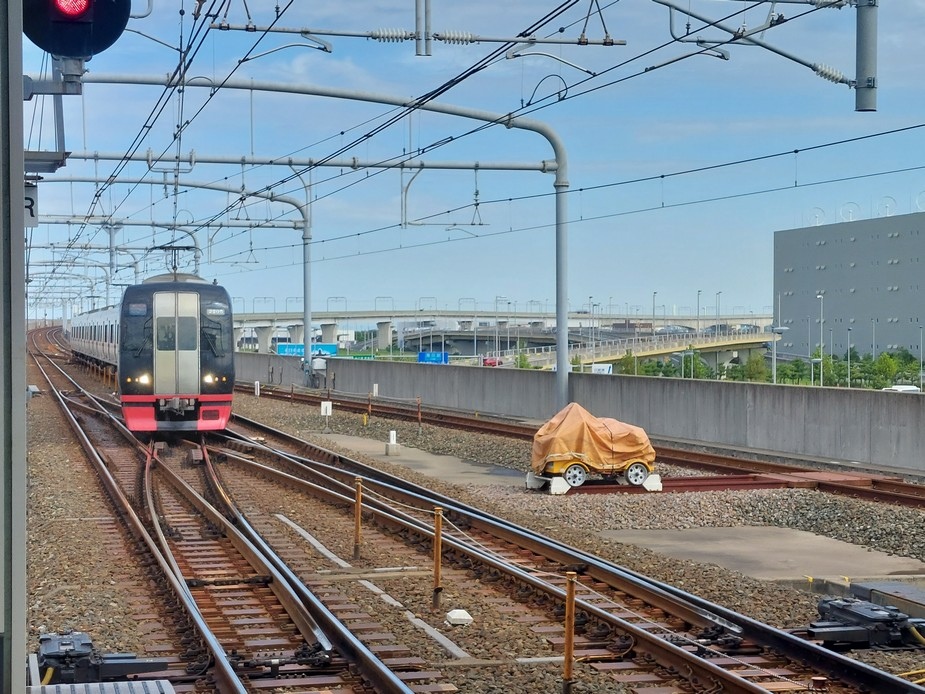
[370,28,410,43]
[814,63,846,83]
[435,31,476,45]
[812,0,848,7]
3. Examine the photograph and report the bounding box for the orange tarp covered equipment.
[531,402,656,475]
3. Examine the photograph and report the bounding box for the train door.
[153,292,200,394]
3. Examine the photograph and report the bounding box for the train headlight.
[203,373,215,384]
[136,373,151,385]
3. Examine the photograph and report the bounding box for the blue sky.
[22,1,925,323]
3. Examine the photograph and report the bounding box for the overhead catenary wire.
[34,1,883,294]
[173,0,813,242]
[41,0,783,249]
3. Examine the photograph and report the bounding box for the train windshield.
[156,316,197,350]
[200,301,229,357]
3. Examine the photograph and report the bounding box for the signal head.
[23,0,131,59]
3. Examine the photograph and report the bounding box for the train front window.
[177,316,197,350]
[156,318,176,350]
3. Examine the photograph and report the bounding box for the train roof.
[142,272,211,284]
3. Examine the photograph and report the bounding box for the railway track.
[239,383,925,507]
[214,413,922,693]
[25,330,925,691]
[27,332,432,693]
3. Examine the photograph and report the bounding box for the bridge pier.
[376,320,393,350]
[320,322,337,344]
[287,325,304,345]
[254,326,275,353]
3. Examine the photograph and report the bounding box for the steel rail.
[28,343,249,693]
[222,413,925,693]
[190,441,416,694]
[210,440,772,693]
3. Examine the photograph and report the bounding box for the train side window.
[157,318,176,350]
[177,316,197,351]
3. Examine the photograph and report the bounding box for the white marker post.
[385,430,401,456]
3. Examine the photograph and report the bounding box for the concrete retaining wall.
[234,354,925,472]
[236,352,305,390]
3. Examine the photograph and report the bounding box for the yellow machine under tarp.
[530,402,657,489]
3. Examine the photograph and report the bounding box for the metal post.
[353,478,363,559]
[506,301,511,354]
[696,289,701,334]
[562,571,577,693]
[855,0,878,112]
[817,294,824,387]
[772,332,778,384]
[872,318,876,359]
[432,507,443,610]
[2,5,27,688]
[847,326,852,388]
[589,298,594,365]
[494,295,506,355]
[652,291,657,337]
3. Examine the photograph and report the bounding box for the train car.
[70,273,235,432]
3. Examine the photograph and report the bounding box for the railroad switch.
[36,630,170,684]
[807,597,925,649]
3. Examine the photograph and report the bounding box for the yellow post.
[432,507,443,610]
[562,571,576,693]
[353,477,362,560]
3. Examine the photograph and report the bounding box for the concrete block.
[385,442,402,456]
[446,609,473,626]
[549,477,571,495]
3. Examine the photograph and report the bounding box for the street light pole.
[772,330,778,384]
[589,300,595,366]
[772,326,788,384]
[494,295,506,354]
[817,294,824,387]
[696,289,701,334]
[715,291,722,334]
[872,318,876,359]
[847,326,852,388]
[920,325,923,388]
[652,291,657,336]
[506,301,512,354]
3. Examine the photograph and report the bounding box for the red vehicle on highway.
[482,356,503,366]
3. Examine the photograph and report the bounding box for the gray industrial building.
[774,210,925,361]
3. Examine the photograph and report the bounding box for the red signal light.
[23,0,131,58]
[53,0,91,18]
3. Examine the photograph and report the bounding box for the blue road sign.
[418,351,449,364]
